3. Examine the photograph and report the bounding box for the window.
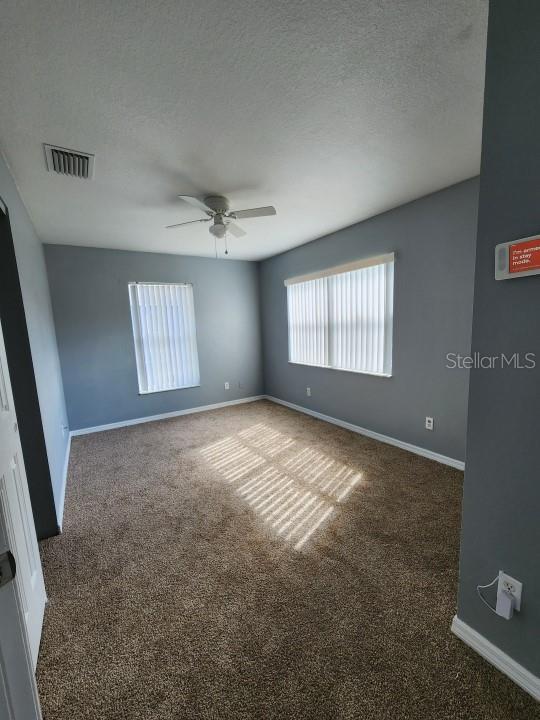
[128,282,200,393]
[286,254,394,376]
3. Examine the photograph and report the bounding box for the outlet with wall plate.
[498,571,522,612]
[425,416,434,431]
[224,382,230,390]
[306,387,311,397]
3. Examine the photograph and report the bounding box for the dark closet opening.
[0,197,58,539]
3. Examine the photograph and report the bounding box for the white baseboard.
[451,616,540,701]
[264,395,465,470]
[70,395,266,437]
[55,433,71,532]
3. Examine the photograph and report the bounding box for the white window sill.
[288,361,392,378]
[138,383,201,395]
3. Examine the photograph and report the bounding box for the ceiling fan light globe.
[210,223,226,239]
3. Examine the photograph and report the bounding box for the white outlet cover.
[498,571,522,612]
[306,387,311,396]
[425,416,434,430]
[224,382,230,390]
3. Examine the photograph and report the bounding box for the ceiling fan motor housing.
[204,195,230,213]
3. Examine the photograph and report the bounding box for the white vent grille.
[44,144,95,179]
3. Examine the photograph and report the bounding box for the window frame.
[128,281,201,395]
[285,254,394,378]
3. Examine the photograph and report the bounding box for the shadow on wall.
[201,422,363,550]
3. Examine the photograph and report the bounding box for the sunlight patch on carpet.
[201,424,361,550]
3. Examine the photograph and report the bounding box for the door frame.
[0,314,43,720]
[0,196,44,718]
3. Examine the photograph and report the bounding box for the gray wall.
[457,1,540,676]
[45,245,263,430]
[0,154,68,527]
[260,179,479,463]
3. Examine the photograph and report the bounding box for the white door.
[0,314,45,719]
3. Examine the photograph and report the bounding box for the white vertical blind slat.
[378,263,385,374]
[158,284,172,388]
[128,285,147,391]
[145,285,158,391]
[164,285,176,387]
[308,280,313,364]
[152,284,165,391]
[177,285,188,385]
[139,285,155,391]
[186,285,200,386]
[166,285,182,388]
[175,284,187,387]
[129,283,200,393]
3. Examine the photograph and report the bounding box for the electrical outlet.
[224,382,230,390]
[497,571,522,612]
[425,416,434,431]
[306,387,311,397]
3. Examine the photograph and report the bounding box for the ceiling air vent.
[44,144,95,179]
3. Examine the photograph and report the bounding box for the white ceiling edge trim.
[284,252,395,286]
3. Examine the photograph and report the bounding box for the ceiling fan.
[165,195,276,240]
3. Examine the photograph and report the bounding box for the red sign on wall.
[509,237,540,273]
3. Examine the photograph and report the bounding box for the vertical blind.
[128,282,200,393]
[286,255,394,376]
[287,277,328,367]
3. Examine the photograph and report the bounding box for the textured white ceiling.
[0,1,487,261]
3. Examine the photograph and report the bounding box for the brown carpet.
[37,400,539,719]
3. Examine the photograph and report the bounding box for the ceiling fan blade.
[178,195,214,215]
[226,221,246,238]
[165,218,211,229]
[230,205,276,219]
